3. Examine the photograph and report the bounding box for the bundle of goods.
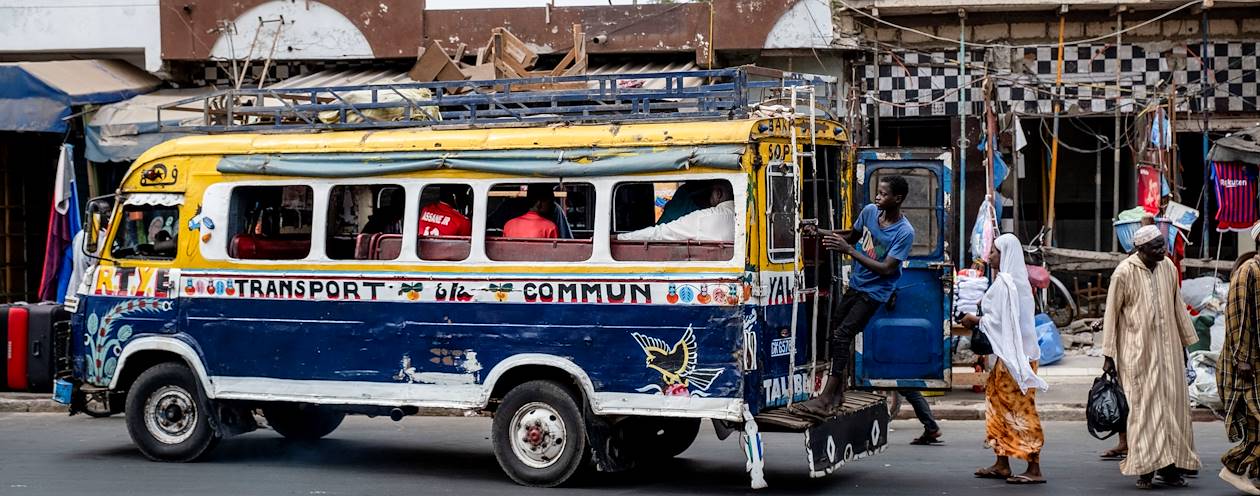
[954,268,988,316]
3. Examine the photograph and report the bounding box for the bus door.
[851,149,953,390]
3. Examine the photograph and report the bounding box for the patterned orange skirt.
[984,360,1044,462]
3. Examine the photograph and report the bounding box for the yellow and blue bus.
[56,68,953,488]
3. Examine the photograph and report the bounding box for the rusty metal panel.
[160,0,800,61]
[160,0,424,60]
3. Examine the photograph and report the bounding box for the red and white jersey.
[418,201,471,237]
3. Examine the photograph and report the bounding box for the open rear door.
[852,149,953,390]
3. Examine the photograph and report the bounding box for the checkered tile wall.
[861,42,1259,118]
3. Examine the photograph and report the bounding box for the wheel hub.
[144,385,197,445]
[509,402,567,469]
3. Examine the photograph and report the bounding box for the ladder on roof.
[786,84,821,405]
[157,66,840,133]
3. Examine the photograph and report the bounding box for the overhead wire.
[835,0,1202,50]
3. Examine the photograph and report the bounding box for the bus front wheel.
[262,403,346,440]
[491,380,588,487]
[125,362,219,462]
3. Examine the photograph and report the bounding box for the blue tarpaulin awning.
[0,59,159,133]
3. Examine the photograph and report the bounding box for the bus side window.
[227,185,314,260]
[111,204,180,260]
[610,179,735,262]
[767,169,797,262]
[326,184,404,261]
[417,184,473,261]
[485,182,593,262]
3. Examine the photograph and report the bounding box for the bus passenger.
[617,182,734,242]
[363,188,404,234]
[503,184,559,238]
[419,185,471,237]
[656,180,715,225]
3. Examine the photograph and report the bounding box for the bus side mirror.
[84,196,116,254]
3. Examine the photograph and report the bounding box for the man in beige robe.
[1102,225,1201,489]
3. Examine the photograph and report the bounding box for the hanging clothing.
[978,234,1047,393]
[1212,162,1258,232]
[1219,256,1260,476]
[1102,254,1201,476]
[1137,165,1162,215]
[985,360,1045,462]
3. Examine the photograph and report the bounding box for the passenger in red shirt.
[503,184,559,238]
[419,186,471,237]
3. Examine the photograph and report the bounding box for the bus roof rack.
[158,66,839,133]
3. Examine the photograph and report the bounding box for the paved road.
[0,413,1241,495]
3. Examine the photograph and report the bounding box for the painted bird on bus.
[632,326,724,393]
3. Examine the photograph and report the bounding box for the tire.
[262,403,346,440]
[491,380,588,487]
[125,362,219,462]
[615,417,701,461]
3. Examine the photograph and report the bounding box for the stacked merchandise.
[954,268,988,316]
[1180,276,1230,409]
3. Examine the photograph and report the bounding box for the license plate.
[52,379,73,405]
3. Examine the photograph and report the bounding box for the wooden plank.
[409,40,467,82]
[1041,246,1233,271]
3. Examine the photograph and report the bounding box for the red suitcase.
[0,304,10,390]
[6,305,29,391]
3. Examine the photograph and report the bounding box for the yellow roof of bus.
[134,118,843,165]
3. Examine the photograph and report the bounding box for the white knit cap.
[1251,220,1260,242]
[1133,225,1162,246]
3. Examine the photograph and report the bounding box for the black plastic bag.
[1087,369,1128,440]
[970,329,994,355]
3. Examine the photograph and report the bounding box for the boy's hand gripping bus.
[54,67,954,488]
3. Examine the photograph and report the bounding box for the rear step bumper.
[754,391,890,478]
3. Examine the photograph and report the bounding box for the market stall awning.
[86,89,211,163]
[0,59,160,133]
[1207,125,1260,166]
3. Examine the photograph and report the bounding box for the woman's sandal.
[1136,478,1155,490]
[974,467,1012,480]
[1006,475,1047,485]
[1100,448,1127,460]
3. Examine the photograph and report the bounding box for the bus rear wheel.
[262,403,346,440]
[491,380,587,487]
[125,362,219,462]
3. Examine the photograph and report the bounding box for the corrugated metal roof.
[268,67,416,89]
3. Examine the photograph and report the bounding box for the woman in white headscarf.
[961,233,1049,484]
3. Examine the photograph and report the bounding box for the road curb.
[0,394,66,413]
[897,402,1220,422]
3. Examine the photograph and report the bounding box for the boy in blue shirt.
[791,174,915,421]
